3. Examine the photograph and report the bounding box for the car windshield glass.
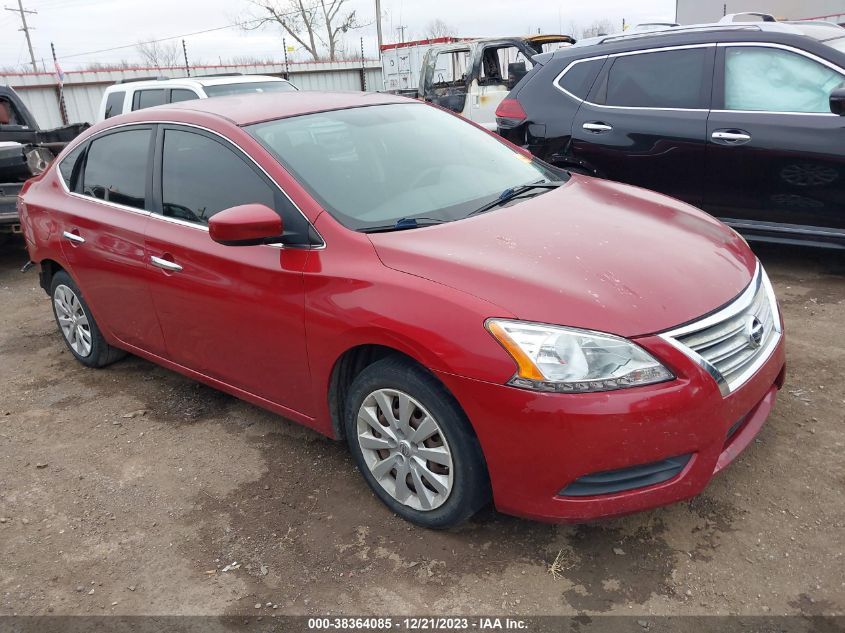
[246,103,561,231]
[203,81,296,97]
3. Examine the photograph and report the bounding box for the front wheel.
[345,357,490,528]
[50,270,125,368]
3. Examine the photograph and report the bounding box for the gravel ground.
[0,235,842,618]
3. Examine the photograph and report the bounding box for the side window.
[0,96,23,126]
[58,143,86,192]
[724,46,845,113]
[557,57,605,100]
[432,49,470,85]
[132,89,166,111]
[169,89,199,103]
[161,129,275,225]
[103,91,125,119]
[604,48,709,109]
[479,45,533,85]
[82,129,151,210]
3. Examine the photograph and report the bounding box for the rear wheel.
[50,271,125,368]
[345,356,490,528]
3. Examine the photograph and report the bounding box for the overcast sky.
[0,0,677,71]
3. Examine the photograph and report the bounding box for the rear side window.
[557,57,605,99]
[160,129,275,225]
[58,144,86,191]
[81,129,151,210]
[604,48,709,109]
[132,89,166,111]
[103,91,125,119]
[170,89,199,103]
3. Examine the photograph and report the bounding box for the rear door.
[704,43,845,235]
[54,126,165,354]
[143,125,314,415]
[570,44,715,207]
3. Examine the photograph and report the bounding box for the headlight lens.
[486,319,673,393]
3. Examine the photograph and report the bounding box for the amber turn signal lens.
[486,320,545,381]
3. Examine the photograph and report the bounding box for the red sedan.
[18,91,785,527]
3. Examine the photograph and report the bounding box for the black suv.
[496,21,845,249]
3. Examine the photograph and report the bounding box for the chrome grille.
[660,263,781,396]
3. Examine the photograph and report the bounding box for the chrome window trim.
[552,44,715,111]
[717,41,845,116]
[659,262,782,397]
[55,120,325,250]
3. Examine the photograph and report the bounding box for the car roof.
[104,74,292,93]
[551,26,845,63]
[119,90,413,126]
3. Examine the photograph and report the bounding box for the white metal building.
[0,60,383,129]
[675,0,845,25]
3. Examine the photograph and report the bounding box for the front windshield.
[204,81,297,97]
[246,103,561,231]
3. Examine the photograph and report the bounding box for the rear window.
[202,81,297,97]
[132,89,166,111]
[170,89,199,103]
[557,57,605,99]
[604,48,709,109]
[103,91,125,119]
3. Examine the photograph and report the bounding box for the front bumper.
[0,182,22,231]
[437,334,785,522]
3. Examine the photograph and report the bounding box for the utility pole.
[182,39,190,76]
[4,0,37,71]
[396,25,406,43]
[374,0,383,57]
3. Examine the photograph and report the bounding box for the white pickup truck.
[380,34,575,129]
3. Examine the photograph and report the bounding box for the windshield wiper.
[468,181,565,217]
[359,217,447,234]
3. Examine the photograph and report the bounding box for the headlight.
[485,319,673,393]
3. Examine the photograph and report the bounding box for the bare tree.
[581,19,615,38]
[240,0,362,61]
[135,39,181,68]
[424,18,457,39]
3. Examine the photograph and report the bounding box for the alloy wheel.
[53,284,92,357]
[356,388,454,511]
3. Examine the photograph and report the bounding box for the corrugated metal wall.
[1,61,384,128]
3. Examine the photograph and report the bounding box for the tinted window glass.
[59,144,86,191]
[558,57,605,99]
[132,89,166,111]
[202,81,297,97]
[725,46,845,113]
[161,129,275,225]
[170,89,199,103]
[103,91,125,119]
[605,49,708,108]
[82,129,151,209]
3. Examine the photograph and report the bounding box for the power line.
[4,0,37,70]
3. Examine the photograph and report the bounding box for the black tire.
[345,356,490,529]
[50,270,126,368]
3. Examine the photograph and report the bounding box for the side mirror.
[507,62,528,89]
[830,87,845,116]
[208,203,284,246]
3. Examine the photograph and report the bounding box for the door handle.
[150,255,182,272]
[62,230,85,244]
[712,130,751,143]
[582,122,613,133]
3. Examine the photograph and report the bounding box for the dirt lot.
[0,236,843,618]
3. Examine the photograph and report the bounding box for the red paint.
[20,92,785,522]
[208,203,283,244]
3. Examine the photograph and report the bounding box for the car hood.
[368,176,757,338]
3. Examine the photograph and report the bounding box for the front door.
[570,45,715,207]
[704,43,845,236]
[143,126,313,415]
[469,43,535,130]
[54,127,166,355]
